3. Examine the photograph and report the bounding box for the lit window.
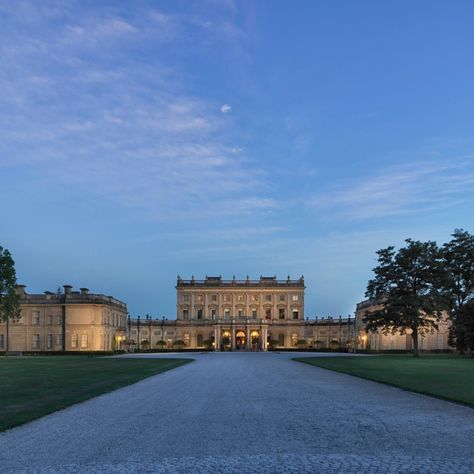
[47,334,53,349]
[71,334,78,348]
[81,334,88,348]
[292,295,299,301]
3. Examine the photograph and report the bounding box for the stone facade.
[355,299,451,351]
[128,276,358,351]
[0,285,127,352]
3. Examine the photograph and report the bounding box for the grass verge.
[294,354,474,407]
[0,356,191,431]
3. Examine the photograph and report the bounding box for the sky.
[1,0,474,319]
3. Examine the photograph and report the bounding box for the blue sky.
[1,1,474,318]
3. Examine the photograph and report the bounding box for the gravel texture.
[1,352,473,473]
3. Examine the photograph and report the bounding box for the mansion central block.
[127,275,355,351]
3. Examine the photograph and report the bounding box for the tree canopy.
[365,239,448,356]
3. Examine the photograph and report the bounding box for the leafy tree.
[365,239,448,357]
[456,300,474,353]
[296,339,307,349]
[442,229,474,352]
[0,246,21,352]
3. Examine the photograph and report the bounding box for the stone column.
[262,327,267,351]
[246,322,251,350]
[231,323,236,350]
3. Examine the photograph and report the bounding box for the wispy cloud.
[0,1,270,220]
[308,158,474,220]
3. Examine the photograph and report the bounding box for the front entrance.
[236,330,246,349]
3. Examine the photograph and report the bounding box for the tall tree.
[442,229,474,352]
[365,239,448,357]
[0,246,21,352]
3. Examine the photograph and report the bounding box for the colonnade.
[213,322,268,351]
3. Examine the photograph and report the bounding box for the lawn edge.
[0,358,193,433]
[293,356,474,409]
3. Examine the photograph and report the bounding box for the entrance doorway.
[236,330,246,349]
[250,330,260,350]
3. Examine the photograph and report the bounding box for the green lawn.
[0,356,191,431]
[294,355,474,407]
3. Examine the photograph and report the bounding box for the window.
[196,295,203,302]
[292,309,299,320]
[81,334,88,348]
[237,295,244,302]
[131,329,137,334]
[0,334,4,349]
[71,334,78,348]
[211,294,218,302]
[292,295,299,301]
[47,334,53,349]
[197,334,203,346]
[278,334,285,346]
[265,308,272,319]
[197,309,203,320]
[57,317,61,325]
[265,294,272,301]
[238,309,243,318]
[251,309,257,319]
[210,309,217,320]
[184,333,190,347]
[182,309,189,320]
[55,334,61,346]
[47,315,53,325]
[33,334,40,349]
[154,330,162,336]
[251,295,259,302]
[223,294,231,302]
[279,308,285,320]
[279,295,285,302]
[182,294,190,303]
[224,309,230,319]
[32,311,40,325]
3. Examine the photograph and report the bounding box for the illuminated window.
[292,295,299,301]
[81,334,88,348]
[71,334,78,348]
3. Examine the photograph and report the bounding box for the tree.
[456,300,474,353]
[442,229,474,353]
[0,246,21,352]
[365,239,448,357]
[173,339,184,350]
[296,339,307,349]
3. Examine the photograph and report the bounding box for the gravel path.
[0,352,473,473]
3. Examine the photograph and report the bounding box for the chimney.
[63,285,72,295]
[80,288,89,295]
[15,284,26,296]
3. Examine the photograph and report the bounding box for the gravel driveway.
[1,352,473,473]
